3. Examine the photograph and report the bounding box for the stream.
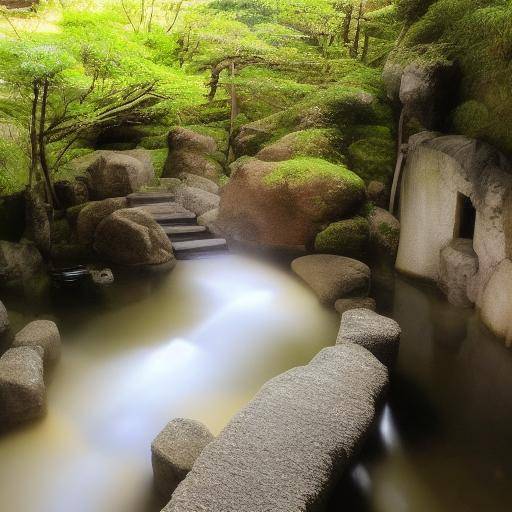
[0,253,511,511]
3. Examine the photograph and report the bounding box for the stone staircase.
[127,192,228,259]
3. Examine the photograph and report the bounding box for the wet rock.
[291,254,370,305]
[334,297,376,315]
[175,186,220,217]
[13,320,61,370]
[152,418,214,501]
[24,190,50,256]
[94,209,175,266]
[218,158,365,249]
[90,268,114,285]
[367,207,400,262]
[337,309,401,368]
[179,173,219,195]
[0,346,46,427]
[165,344,388,512]
[86,152,154,199]
[76,197,128,246]
[439,239,478,308]
[0,300,8,334]
[0,241,44,288]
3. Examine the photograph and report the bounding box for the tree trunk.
[38,79,58,207]
[208,65,222,102]
[342,4,353,45]
[361,31,369,62]
[227,61,239,162]
[29,82,39,189]
[350,1,364,58]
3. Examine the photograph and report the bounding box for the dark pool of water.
[1,254,511,511]
[330,275,512,512]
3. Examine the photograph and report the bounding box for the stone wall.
[396,131,512,343]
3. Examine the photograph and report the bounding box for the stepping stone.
[172,239,228,259]
[127,192,175,206]
[163,225,210,241]
[135,202,191,216]
[153,212,197,226]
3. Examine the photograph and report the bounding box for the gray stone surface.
[86,152,154,199]
[368,207,400,261]
[439,239,478,307]
[337,309,401,368]
[90,268,114,285]
[94,208,175,266]
[175,186,220,217]
[291,255,370,305]
[0,346,46,427]
[165,343,388,512]
[197,208,223,236]
[0,300,8,334]
[152,418,214,501]
[179,173,219,194]
[76,197,128,245]
[334,297,376,315]
[13,320,61,369]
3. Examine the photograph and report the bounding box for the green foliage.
[314,216,370,258]
[264,157,364,189]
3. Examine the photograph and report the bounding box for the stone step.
[127,192,175,206]
[154,212,197,226]
[163,225,211,241]
[172,238,229,259]
[135,202,191,216]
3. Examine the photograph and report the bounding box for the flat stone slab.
[337,309,401,368]
[162,225,208,236]
[127,192,175,206]
[152,212,197,225]
[172,239,228,258]
[165,343,388,512]
[133,202,191,216]
[291,255,370,305]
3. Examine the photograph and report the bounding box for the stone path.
[127,192,228,259]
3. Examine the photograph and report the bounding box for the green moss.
[452,100,491,139]
[378,221,400,248]
[138,134,167,150]
[148,149,168,178]
[348,137,395,183]
[347,125,392,143]
[184,124,229,152]
[264,157,365,190]
[314,217,370,259]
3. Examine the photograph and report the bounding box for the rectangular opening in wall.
[455,192,476,239]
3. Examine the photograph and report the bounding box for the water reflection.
[0,254,339,512]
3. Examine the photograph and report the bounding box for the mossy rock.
[51,218,72,245]
[257,129,344,163]
[452,100,491,139]
[314,217,370,259]
[348,137,395,183]
[139,134,167,150]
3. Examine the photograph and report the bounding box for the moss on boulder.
[348,137,395,183]
[314,217,370,259]
[218,157,365,249]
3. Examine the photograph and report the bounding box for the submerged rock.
[94,208,175,266]
[439,239,478,308]
[164,344,388,512]
[13,320,61,370]
[90,268,114,285]
[175,186,220,217]
[218,157,365,249]
[334,297,376,315]
[291,254,370,305]
[337,309,401,368]
[0,346,46,427]
[152,418,214,501]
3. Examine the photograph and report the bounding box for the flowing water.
[0,253,511,511]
